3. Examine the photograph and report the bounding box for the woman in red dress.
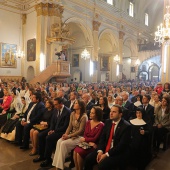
[0,87,12,127]
[74,106,104,170]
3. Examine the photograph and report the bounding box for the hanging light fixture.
[154,1,170,46]
[81,0,90,60]
[81,48,90,60]
[16,8,24,59]
[113,55,120,63]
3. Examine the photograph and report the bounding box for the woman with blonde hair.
[0,87,12,127]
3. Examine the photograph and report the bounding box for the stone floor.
[0,138,169,170]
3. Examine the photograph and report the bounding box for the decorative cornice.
[93,20,101,31]
[35,3,64,17]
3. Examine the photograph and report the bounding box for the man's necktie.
[105,123,116,153]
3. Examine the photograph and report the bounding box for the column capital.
[119,31,125,39]
[35,3,64,17]
[22,14,27,25]
[93,20,101,31]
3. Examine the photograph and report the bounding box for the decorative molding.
[93,20,101,31]
[35,3,64,16]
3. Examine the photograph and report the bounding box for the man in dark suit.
[115,96,130,121]
[15,92,45,149]
[121,91,135,118]
[33,97,71,167]
[141,94,154,125]
[64,91,77,112]
[84,104,131,170]
[57,90,67,104]
[82,93,94,118]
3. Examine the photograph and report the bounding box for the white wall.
[24,11,37,77]
[0,9,21,76]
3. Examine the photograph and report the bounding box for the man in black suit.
[141,94,154,125]
[84,104,131,170]
[57,90,67,104]
[33,97,71,167]
[15,92,45,149]
[115,96,130,121]
[121,91,135,118]
[64,91,77,112]
[82,93,94,118]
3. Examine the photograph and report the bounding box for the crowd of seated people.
[0,80,170,170]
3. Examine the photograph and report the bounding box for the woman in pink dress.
[74,106,104,170]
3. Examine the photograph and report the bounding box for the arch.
[99,29,119,54]
[123,37,138,57]
[64,17,93,46]
[148,63,160,81]
[27,66,35,82]
[138,71,149,81]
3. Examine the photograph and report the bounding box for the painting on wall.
[100,56,110,71]
[0,43,17,68]
[27,38,36,61]
[72,54,79,67]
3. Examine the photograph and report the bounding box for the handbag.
[33,124,48,131]
[78,142,91,149]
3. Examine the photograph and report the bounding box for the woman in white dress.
[52,99,88,170]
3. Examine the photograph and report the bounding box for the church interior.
[1,0,170,170]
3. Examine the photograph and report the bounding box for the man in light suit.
[33,97,71,168]
[15,92,45,149]
[84,104,131,170]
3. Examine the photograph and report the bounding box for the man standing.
[64,91,77,112]
[84,104,131,170]
[33,97,71,168]
[82,93,94,118]
[15,92,45,149]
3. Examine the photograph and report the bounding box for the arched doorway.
[27,66,35,82]
[148,64,160,81]
[138,71,149,81]
[73,70,82,83]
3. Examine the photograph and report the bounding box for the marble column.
[161,44,170,83]
[35,3,64,75]
[91,20,101,83]
[118,31,125,80]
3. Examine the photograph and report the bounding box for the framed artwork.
[0,43,17,68]
[27,39,36,61]
[72,54,79,67]
[131,67,135,72]
[100,56,110,71]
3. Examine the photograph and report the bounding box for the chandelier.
[113,55,120,63]
[155,5,170,46]
[81,48,90,60]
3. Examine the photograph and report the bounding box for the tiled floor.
[0,138,169,170]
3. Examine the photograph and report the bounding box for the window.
[129,2,134,17]
[145,13,149,26]
[107,0,113,5]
